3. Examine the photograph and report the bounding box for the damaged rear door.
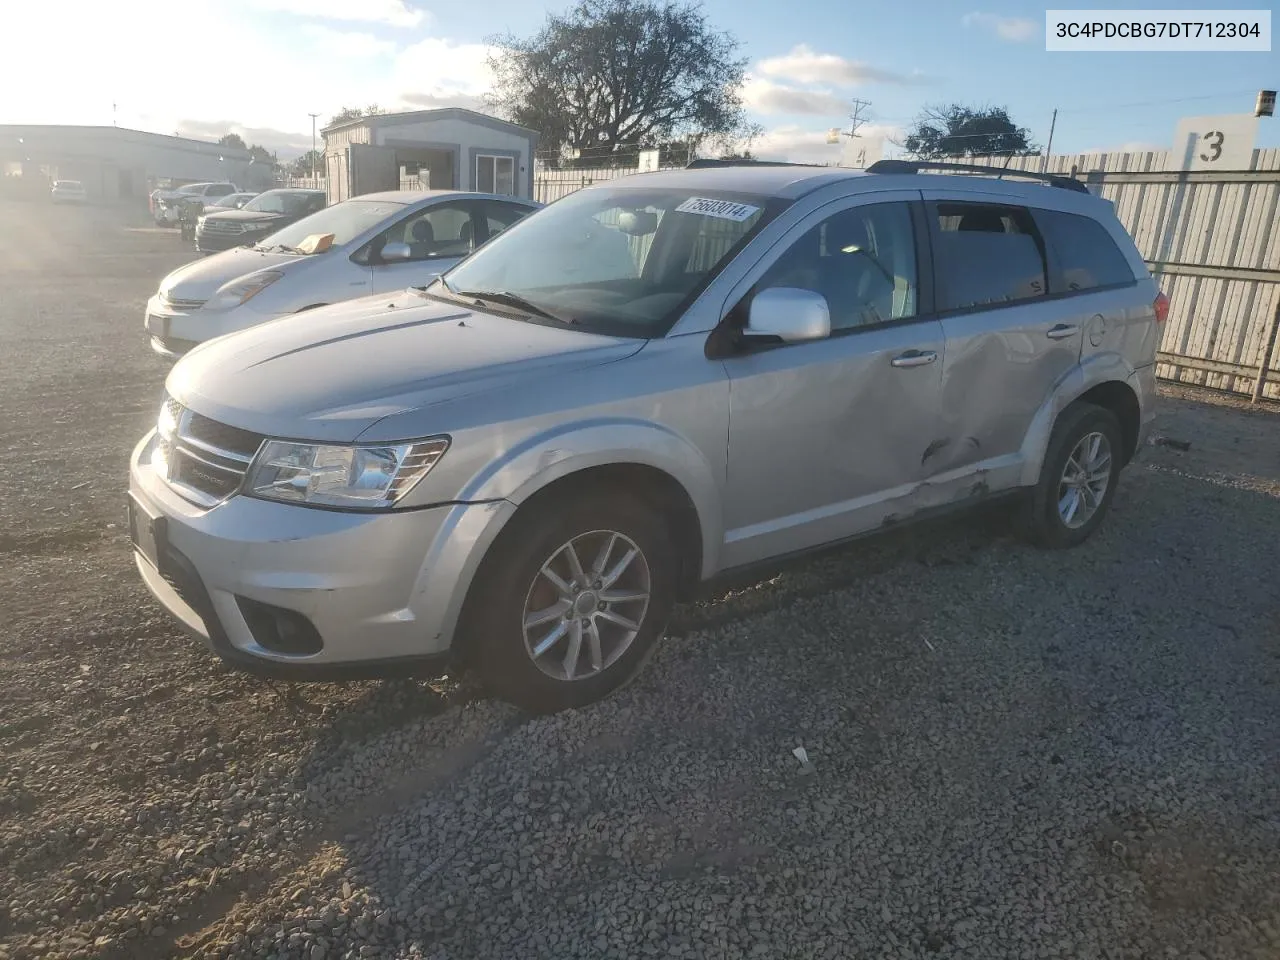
[923,193,1081,489]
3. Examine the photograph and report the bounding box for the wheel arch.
[1019,356,1142,486]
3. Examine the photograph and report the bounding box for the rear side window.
[931,202,1047,311]
[1035,209,1136,293]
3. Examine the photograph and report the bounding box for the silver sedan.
[143,189,541,358]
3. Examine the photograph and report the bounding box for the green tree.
[288,149,324,178]
[248,144,277,167]
[903,104,1037,159]
[487,0,752,162]
[327,104,385,127]
[217,132,247,150]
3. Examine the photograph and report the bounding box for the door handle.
[890,350,938,368]
[1046,324,1079,340]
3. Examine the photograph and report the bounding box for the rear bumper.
[1129,362,1158,458]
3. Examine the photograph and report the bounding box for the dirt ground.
[1,200,1278,960]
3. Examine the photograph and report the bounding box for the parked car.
[143,190,540,357]
[196,188,326,255]
[154,182,240,226]
[51,180,87,203]
[128,161,1162,712]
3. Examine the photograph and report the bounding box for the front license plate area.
[127,492,165,570]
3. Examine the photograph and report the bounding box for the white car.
[154,182,240,225]
[143,190,541,358]
[51,180,87,203]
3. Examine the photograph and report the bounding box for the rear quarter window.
[1035,209,1137,293]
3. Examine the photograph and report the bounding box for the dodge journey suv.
[128,159,1163,712]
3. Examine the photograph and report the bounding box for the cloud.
[391,38,495,102]
[757,45,924,87]
[748,123,904,165]
[301,25,397,58]
[962,12,1038,42]
[400,92,490,112]
[250,0,426,27]
[174,120,316,159]
[742,78,850,117]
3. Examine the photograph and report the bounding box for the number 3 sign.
[1173,114,1258,171]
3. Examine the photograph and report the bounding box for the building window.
[476,155,515,195]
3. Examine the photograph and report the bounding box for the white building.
[321,108,539,203]
[0,125,271,202]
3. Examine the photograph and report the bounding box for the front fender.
[459,417,724,578]
[1017,351,1138,486]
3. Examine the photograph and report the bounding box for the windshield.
[439,186,784,337]
[244,191,319,215]
[254,199,403,252]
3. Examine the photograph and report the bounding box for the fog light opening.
[236,598,323,656]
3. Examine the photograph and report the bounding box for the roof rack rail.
[864,159,1090,194]
[685,158,817,169]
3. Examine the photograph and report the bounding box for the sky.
[0,0,1275,163]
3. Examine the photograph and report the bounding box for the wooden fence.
[536,151,1280,401]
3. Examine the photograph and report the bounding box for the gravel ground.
[2,200,1279,960]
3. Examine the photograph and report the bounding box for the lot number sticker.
[674,197,761,221]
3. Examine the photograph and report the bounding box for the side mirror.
[381,241,412,262]
[745,287,831,343]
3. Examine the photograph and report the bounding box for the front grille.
[200,219,245,236]
[187,412,263,458]
[161,293,206,310]
[159,400,265,506]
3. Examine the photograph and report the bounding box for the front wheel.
[1021,402,1123,549]
[465,491,676,713]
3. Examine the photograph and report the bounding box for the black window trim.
[1030,207,1142,299]
[713,197,938,357]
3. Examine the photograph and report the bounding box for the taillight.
[1154,291,1170,324]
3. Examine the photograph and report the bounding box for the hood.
[202,209,286,224]
[167,294,645,442]
[159,246,302,302]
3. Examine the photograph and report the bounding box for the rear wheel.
[465,491,676,713]
[1021,402,1123,548]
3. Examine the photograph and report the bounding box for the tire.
[464,490,677,713]
[1021,402,1123,549]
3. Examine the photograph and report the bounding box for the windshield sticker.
[674,197,761,222]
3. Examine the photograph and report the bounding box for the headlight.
[205,271,283,310]
[246,438,450,509]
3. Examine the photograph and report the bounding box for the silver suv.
[127,160,1163,712]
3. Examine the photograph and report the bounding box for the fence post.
[1251,302,1280,403]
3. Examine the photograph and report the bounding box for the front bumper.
[195,231,261,253]
[128,431,515,677]
[143,294,278,359]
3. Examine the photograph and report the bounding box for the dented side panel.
[719,319,946,569]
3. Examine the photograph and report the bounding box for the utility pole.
[1041,108,1058,173]
[846,98,872,139]
[308,112,320,184]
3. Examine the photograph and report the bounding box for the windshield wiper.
[454,289,576,324]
